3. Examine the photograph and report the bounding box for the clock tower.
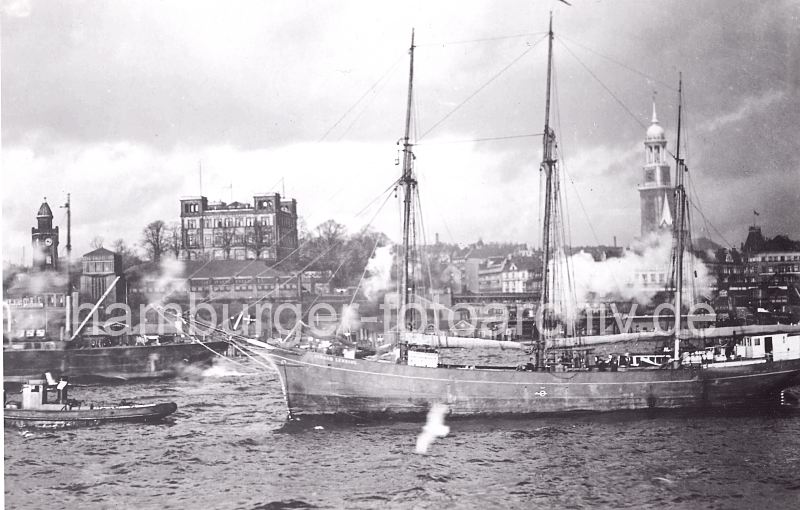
[638,102,675,237]
[31,198,60,271]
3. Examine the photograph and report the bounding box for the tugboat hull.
[4,402,178,428]
[265,347,800,418]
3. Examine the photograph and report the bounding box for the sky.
[2,0,799,264]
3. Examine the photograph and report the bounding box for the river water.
[5,358,800,509]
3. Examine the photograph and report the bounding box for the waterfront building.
[126,259,331,304]
[741,226,800,318]
[178,193,298,262]
[4,201,68,341]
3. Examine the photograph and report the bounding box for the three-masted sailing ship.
[260,17,800,419]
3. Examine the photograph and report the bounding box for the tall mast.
[64,193,73,338]
[400,29,417,332]
[538,13,556,368]
[672,74,684,362]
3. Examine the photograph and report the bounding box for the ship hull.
[264,347,800,418]
[2,342,229,383]
[4,402,178,428]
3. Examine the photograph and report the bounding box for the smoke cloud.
[146,256,186,306]
[569,231,713,305]
[361,245,394,302]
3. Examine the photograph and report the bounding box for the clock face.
[44,238,53,246]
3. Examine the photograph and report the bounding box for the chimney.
[435,232,440,245]
[613,236,617,248]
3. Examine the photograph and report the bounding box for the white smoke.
[337,304,361,339]
[146,256,185,305]
[361,245,393,302]
[569,231,713,305]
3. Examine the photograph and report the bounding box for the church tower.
[638,102,675,237]
[31,198,59,270]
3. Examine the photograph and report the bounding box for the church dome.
[646,101,666,141]
[646,122,665,140]
[37,200,53,218]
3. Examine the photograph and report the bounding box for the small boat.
[3,373,177,428]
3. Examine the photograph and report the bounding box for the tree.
[316,219,347,245]
[90,236,104,249]
[141,220,167,263]
[341,227,391,287]
[300,220,347,273]
[112,238,143,270]
[248,222,269,260]
[219,227,235,260]
[165,222,182,258]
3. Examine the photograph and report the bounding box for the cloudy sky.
[2,0,799,263]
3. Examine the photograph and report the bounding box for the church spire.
[659,190,673,228]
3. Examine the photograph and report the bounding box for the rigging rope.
[418,32,548,47]
[557,38,649,132]
[417,133,543,145]
[419,34,548,140]
[319,55,405,142]
[557,34,677,92]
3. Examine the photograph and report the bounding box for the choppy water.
[5,357,800,509]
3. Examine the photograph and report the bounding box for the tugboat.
[3,373,178,428]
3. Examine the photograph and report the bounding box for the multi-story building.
[179,193,298,262]
[501,256,542,293]
[477,257,506,294]
[743,228,800,317]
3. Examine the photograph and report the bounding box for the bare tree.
[90,236,104,249]
[141,220,166,263]
[219,226,235,260]
[112,238,142,270]
[248,222,270,259]
[165,222,182,258]
[316,219,347,245]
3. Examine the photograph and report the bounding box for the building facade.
[179,193,298,262]
[79,247,125,310]
[501,256,542,293]
[638,103,675,237]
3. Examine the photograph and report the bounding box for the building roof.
[125,259,289,281]
[762,235,800,253]
[743,227,800,254]
[37,200,53,218]
[743,226,765,254]
[507,256,541,272]
[83,247,116,258]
